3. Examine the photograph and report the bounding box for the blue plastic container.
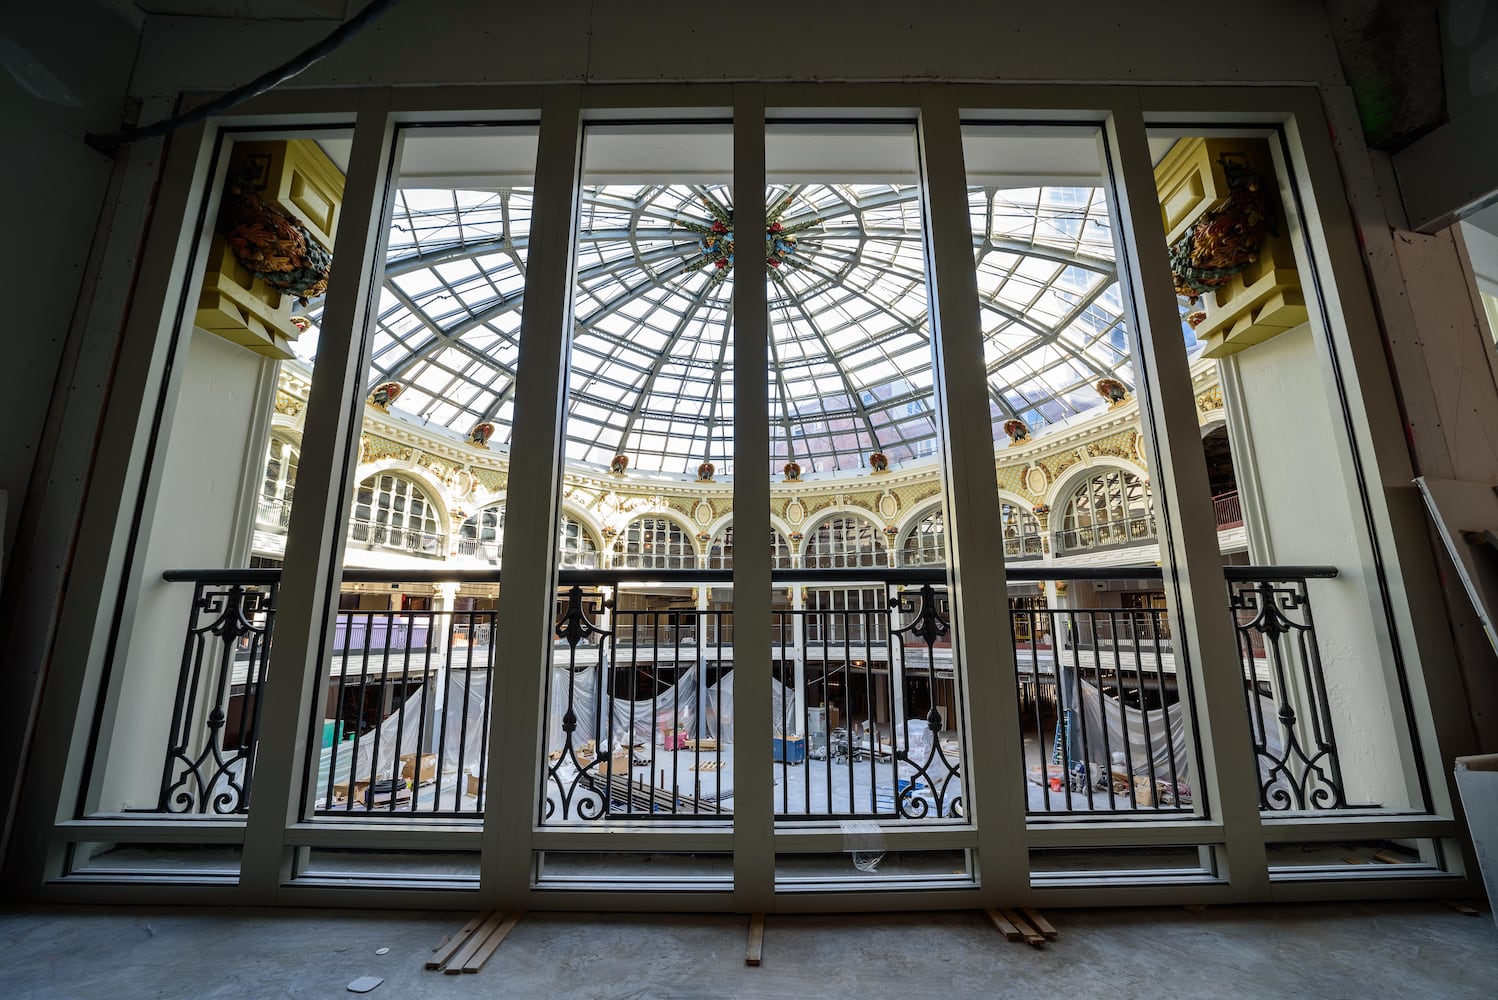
[772,736,806,763]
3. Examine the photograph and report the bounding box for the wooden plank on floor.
[443,911,504,975]
[1372,851,1405,865]
[426,912,487,970]
[1021,908,1058,940]
[1002,908,1045,947]
[461,911,524,973]
[746,913,765,966]
[984,908,1022,941]
[1441,899,1481,916]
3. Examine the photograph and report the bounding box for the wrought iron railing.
[772,581,964,820]
[1003,536,1045,561]
[255,494,293,533]
[1214,491,1243,529]
[541,568,963,824]
[1226,566,1347,812]
[456,537,502,562]
[149,562,1347,824]
[1052,514,1157,555]
[348,519,446,558]
[155,576,277,814]
[317,602,496,818]
[543,578,734,823]
[1012,593,1190,816]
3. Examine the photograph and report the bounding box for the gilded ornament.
[1095,378,1130,408]
[367,381,403,412]
[1168,156,1275,302]
[467,422,495,449]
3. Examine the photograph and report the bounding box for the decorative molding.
[361,433,413,464]
[273,391,304,417]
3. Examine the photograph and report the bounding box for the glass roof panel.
[295,131,1164,478]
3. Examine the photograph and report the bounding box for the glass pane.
[961,125,1195,821]
[1151,130,1432,817]
[83,128,351,835]
[304,126,538,822]
[766,124,966,826]
[543,124,736,828]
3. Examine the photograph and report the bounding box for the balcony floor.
[1,901,1492,999]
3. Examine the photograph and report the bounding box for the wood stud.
[427,911,523,974]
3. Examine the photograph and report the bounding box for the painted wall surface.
[97,330,270,812]
[1230,324,1415,810]
[128,1,1345,96]
[1,5,138,573]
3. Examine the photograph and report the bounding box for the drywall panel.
[1,6,138,571]
[128,1,1345,97]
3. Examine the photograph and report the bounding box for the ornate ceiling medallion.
[678,193,822,284]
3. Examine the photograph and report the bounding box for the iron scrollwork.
[159,582,277,814]
[890,584,963,819]
[542,585,613,821]
[1230,577,1347,811]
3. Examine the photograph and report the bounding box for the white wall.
[1228,324,1415,809]
[96,330,273,812]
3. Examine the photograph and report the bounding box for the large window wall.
[16,86,1469,912]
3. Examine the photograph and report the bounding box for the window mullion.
[239,92,397,901]
[916,91,1029,904]
[1103,99,1270,894]
[731,85,774,910]
[482,87,583,908]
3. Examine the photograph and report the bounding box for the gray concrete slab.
[1,901,1494,999]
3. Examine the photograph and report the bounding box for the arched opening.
[350,473,445,558]
[1054,468,1155,555]
[1203,425,1242,530]
[804,514,889,569]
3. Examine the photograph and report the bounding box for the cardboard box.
[331,778,370,805]
[400,753,438,786]
[465,771,483,798]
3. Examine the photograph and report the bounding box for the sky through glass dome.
[298,176,1142,478]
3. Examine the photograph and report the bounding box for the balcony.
[148,563,1347,824]
[1052,514,1157,556]
[348,519,446,558]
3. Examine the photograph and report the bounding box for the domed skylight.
[300,170,1138,478]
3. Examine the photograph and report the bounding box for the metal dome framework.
[302,176,1135,478]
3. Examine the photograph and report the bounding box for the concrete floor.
[2,901,1495,999]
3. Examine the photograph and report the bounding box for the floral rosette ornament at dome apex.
[678,192,822,283]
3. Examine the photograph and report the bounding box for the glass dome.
[300,175,1137,478]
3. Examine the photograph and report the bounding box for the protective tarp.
[1072,674,1192,788]
[545,664,795,752]
[354,667,490,781]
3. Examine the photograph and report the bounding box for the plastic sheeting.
[545,665,795,752]
[354,668,490,781]
[1073,675,1192,787]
